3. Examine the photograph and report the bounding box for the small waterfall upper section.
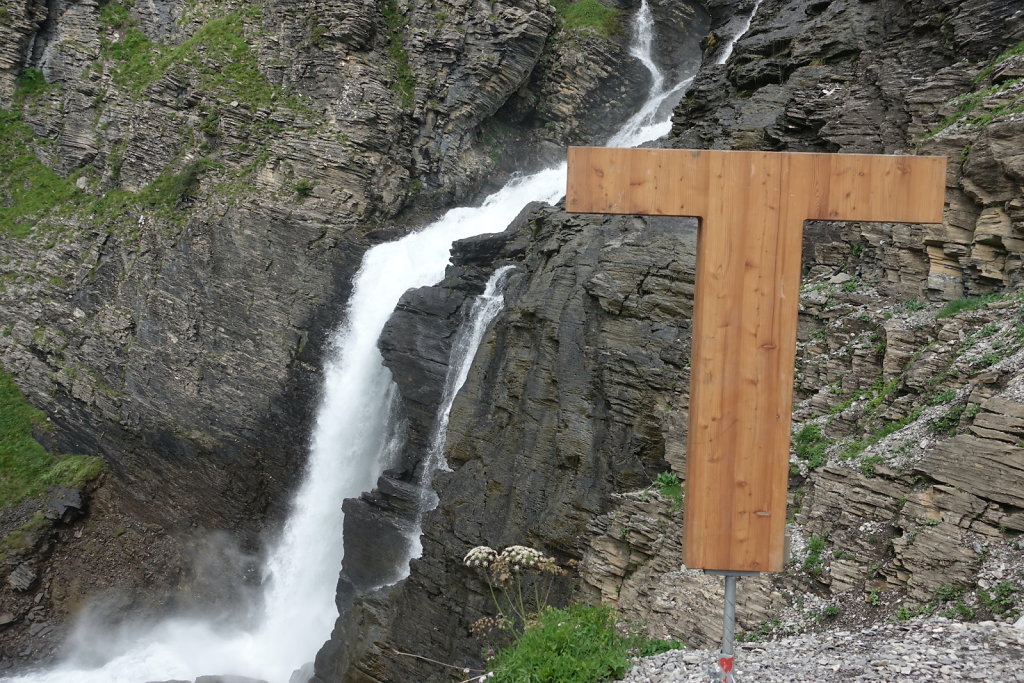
[407,265,518,560]
[608,0,764,146]
[716,0,763,66]
[6,1,764,682]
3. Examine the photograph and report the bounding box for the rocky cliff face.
[328,0,1024,678]
[3,0,1024,678]
[0,0,680,670]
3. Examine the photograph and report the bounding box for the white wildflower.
[499,545,548,570]
[464,545,498,569]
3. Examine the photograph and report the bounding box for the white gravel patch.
[622,617,1024,682]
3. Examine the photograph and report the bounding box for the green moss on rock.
[0,367,105,508]
[0,111,82,237]
[551,0,622,38]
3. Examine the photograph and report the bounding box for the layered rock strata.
[1,0,699,670]
[332,0,1024,676]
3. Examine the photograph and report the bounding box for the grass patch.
[925,78,1024,138]
[1,367,105,508]
[858,454,884,477]
[489,603,682,682]
[936,293,1004,318]
[654,471,682,510]
[0,111,82,236]
[0,106,218,232]
[978,582,1020,619]
[143,157,217,207]
[802,535,827,577]
[932,404,965,434]
[99,0,131,29]
[922,38,1024,139]
[551,0,622,38]
[793,423,831,469]
[102,7,298,112]
[380,0,416,108]
[974,40,1024,83]
[0,511,51,555]
[896,582,1021,623]
[14,67,51,98]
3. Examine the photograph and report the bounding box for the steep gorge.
[337,0,1024,679]
[1,0,1023,680]
[1,0,704,676]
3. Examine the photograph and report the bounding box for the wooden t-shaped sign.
[567,148,946,572]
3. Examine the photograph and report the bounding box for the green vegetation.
[145,157,217,207]
[98,0,131,29]
[0,111,82,237]
[380,0,416,107]
[1,368,105,508]
[14,67,51,98]
[802,535,827,577]
[928,79,1024,138]
[1,105,219,233]
[858,454,884,477]
[489,603,682,682]
[920,41,1024,139]
[551,0,622,38]
[793,423,831,469]
[978,581,1020,619]
[974,40,1024,83]
[835,394,922,463]
[815,605,840,622]
[654,471,682,510]
[0,511,50,554]
[100,3,298,112]
[932,403,965,434]
[936,293,1004,319]
[941,599,976,620]
[900,298,925,313]
[896,582,1020,623]
[839,276,860,293]
[896,584,967,621]
[736,617,783,643]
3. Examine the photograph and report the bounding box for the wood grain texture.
[567,147,947,571]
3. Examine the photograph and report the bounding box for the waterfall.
[607,0,764,147]
[421,265,516,487]
[606,0,687,148]
[407,265,518,562]
[5,1,765,681]
[715,0,764,65]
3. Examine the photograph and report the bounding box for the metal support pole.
[718,574,737,683]
[704,570,757,682]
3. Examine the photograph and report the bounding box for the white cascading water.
[6,2,763,682]
[607,0,763,147]
[405,265,516,563]
[716,0,763,66]
[421,265,517,487]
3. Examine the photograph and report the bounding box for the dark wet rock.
[42,488,83,524]
[324,204,698,681]
[339,472,422,594]
[378,282,478,457]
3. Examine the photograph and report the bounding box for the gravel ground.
[622,617,1024,682]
